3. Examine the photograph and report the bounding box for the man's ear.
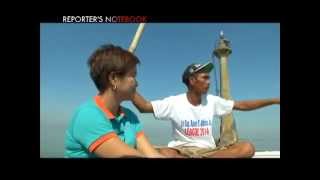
[189,75,196,86]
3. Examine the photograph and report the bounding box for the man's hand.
[234,98,280,111]
[272,98,280,104]
[132,92,154,113]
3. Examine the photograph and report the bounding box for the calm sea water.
[40,115,280,158]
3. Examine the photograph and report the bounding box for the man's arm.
[132,92,154,113]
[233,98,280,111]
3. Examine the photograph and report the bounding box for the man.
[132,62,280,158]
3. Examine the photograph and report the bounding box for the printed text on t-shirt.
[181,120,211,136]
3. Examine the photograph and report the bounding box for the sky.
[40,23,280,157]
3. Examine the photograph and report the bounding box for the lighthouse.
[213,31,239,147]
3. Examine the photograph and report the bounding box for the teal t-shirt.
[64,97,143,158]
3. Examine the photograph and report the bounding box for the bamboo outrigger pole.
[128,23,146,53]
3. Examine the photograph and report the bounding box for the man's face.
[189,72,211,94]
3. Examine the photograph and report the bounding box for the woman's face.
[116,65,138,100]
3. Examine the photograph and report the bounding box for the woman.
[64,44,164,158]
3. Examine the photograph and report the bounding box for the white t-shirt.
[151,93,234,149]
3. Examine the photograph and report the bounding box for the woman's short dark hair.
[88,44,140,92]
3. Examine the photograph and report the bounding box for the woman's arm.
[136,134,165,158]
[93,136,145,158]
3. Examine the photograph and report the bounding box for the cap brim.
[195,62,214,73]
